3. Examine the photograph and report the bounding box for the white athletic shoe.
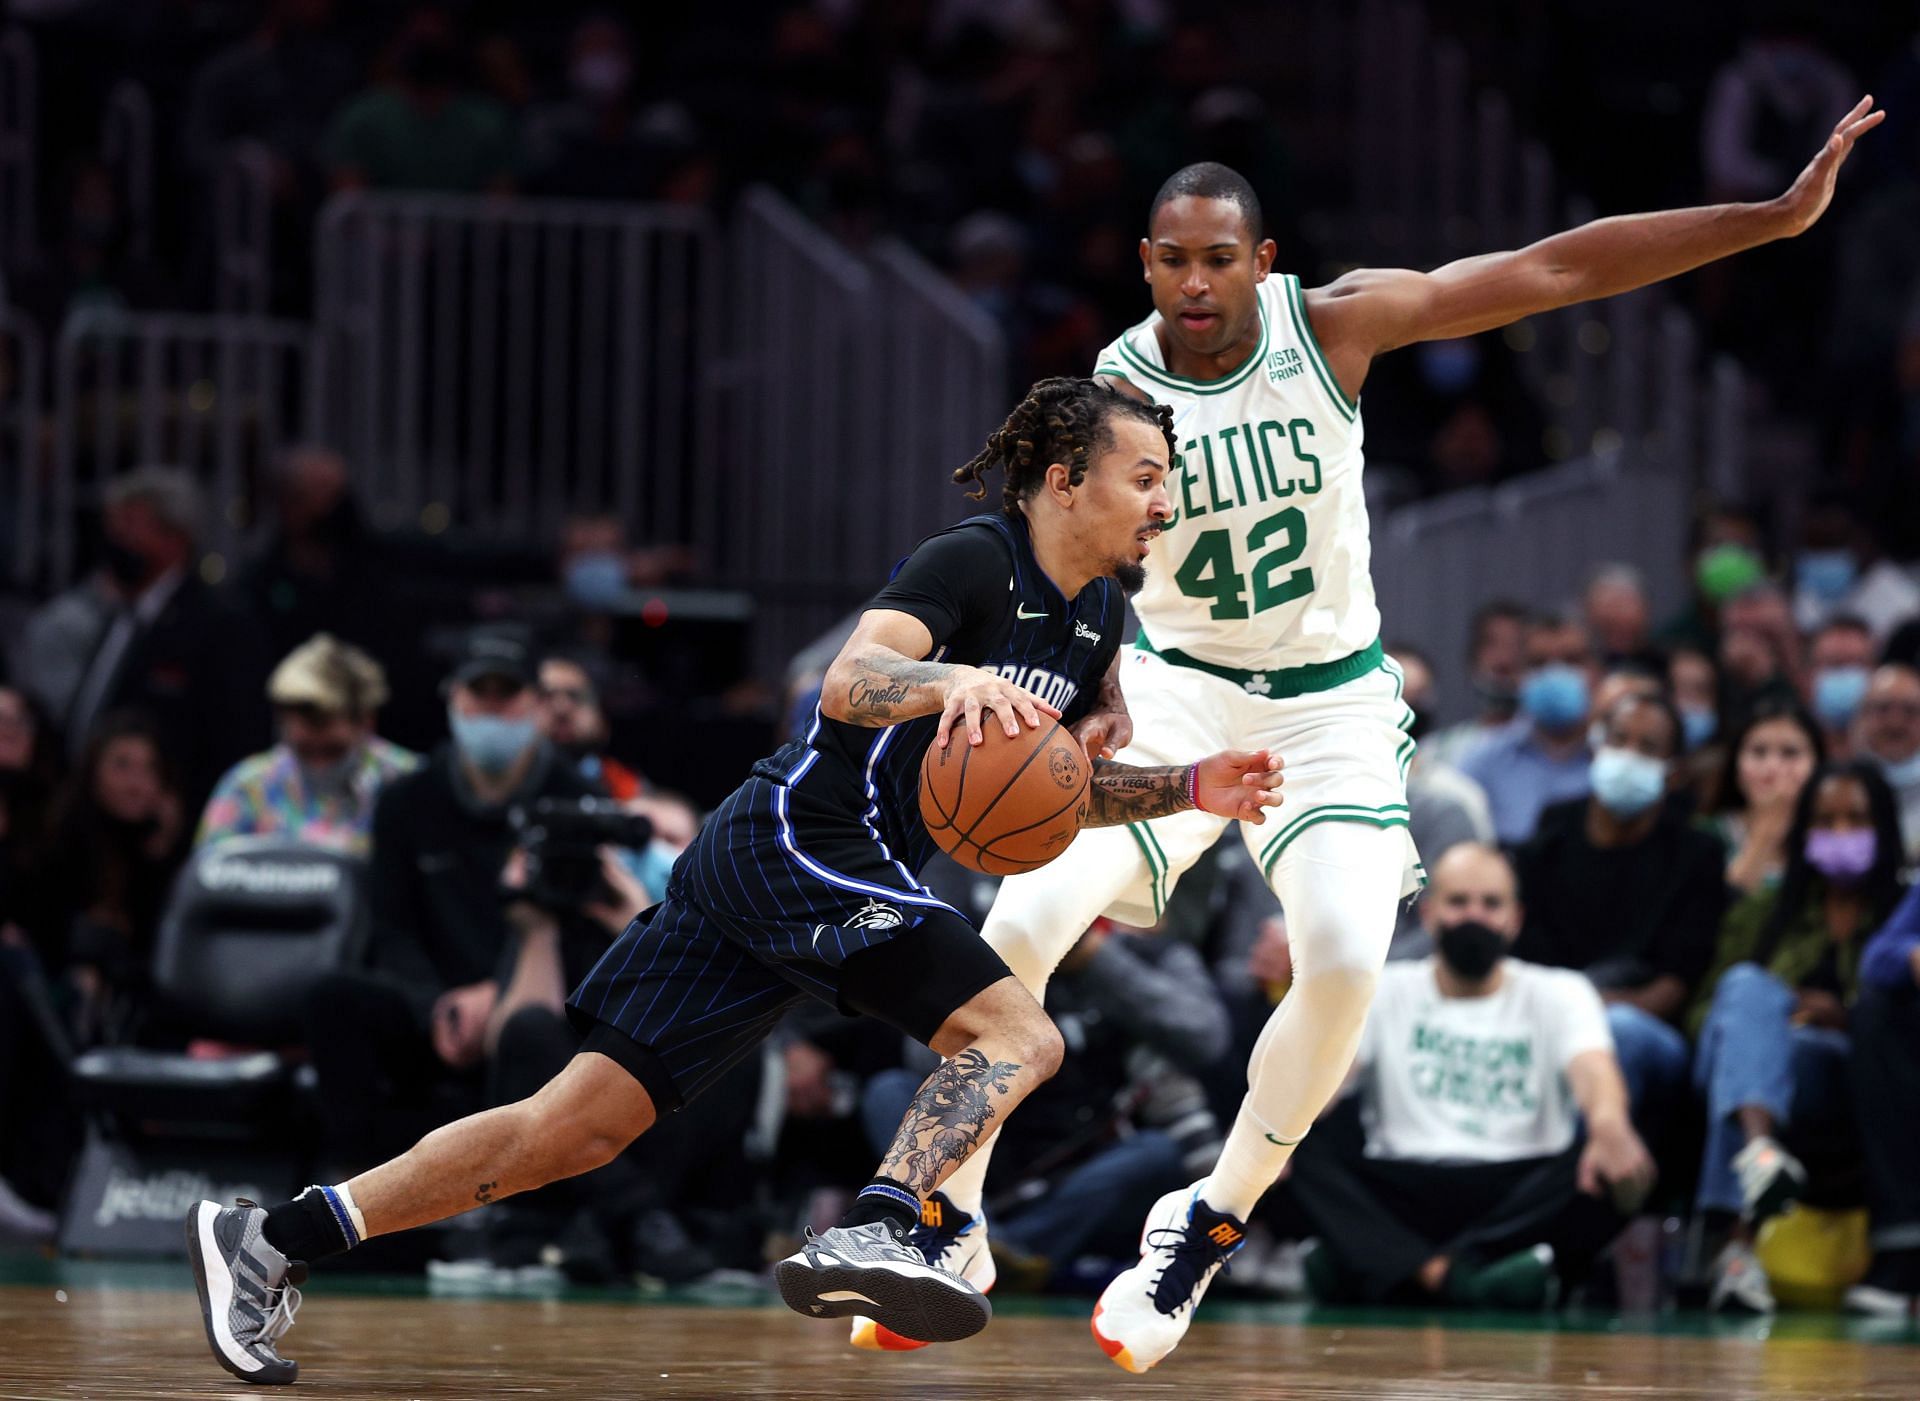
[1732,1136,1806,1225]
[776,1219,991,1344]
[1709,1240,1777,1315]
[849,1192,996,1351]
[1090,1181,1244,1374]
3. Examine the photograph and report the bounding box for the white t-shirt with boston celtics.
[1350,957,1613,1164]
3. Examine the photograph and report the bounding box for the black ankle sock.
[263,1187,354,1262]
[838,1178,918,1238]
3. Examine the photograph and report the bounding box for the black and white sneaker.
[187,1199,306,1385]
[775,1221,991,1343]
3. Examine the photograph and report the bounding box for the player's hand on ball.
[935,666,1063,749]
[1073,707,1133,760]
[1192,748,1284,823]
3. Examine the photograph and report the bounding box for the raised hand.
[1776,95,1885,237]
[1191,748,1285,824]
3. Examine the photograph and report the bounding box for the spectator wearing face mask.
[1789,500,1920,646]
[1669,647,1724,757]
[196,635,419,855]
[1806,614,1876,761]
[1699,700,1823,897]
[1855,664,1920,859]
[1286,844,1653,1308]
[1460,613,1598,846]
[1513,694,1728,1124]
[1421,600,1528,770]
[1686,760,1905,1315]
[300,631,595,1172]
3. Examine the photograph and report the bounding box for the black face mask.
[101,538,152,588]
[1437,920,1507,981]
[1472,675,1518,717]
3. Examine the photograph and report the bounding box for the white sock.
[1199,822,1400,1220]
[332,1181,368,1241]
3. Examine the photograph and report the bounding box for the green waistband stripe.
[1135,635,1384,697]
[1125,822,1168,918]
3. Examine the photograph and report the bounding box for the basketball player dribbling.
[906,99,1884,1373]
[186,377,1285,1385]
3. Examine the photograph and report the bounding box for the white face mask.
[1589,745,1667,818]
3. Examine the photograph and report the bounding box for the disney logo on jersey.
[1074,620,1102,644]
[846,899,904,931]
[978,663,1079,712]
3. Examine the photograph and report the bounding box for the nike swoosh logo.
[1016,605,1046,620]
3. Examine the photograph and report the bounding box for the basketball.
[919,714,1092,876]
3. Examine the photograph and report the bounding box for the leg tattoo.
[878,1048,1022,1196]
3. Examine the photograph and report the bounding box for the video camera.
[509,796,655,914]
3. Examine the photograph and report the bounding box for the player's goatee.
[1116,562,1146,593]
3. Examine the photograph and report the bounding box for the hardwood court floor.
[4,1281,1919,1401]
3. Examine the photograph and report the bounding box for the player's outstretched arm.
[1308,95,1885,369]
[1083,749,1283,828]
[821,608,1062,744]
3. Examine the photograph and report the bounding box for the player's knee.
[1292,961,1380,1026]
[1013,1012,1065,1082]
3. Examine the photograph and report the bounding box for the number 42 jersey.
[1094,272,1377,673]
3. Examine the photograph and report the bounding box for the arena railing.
[311,191,719,553]
[45,308,317,588]
[215,144,276,316]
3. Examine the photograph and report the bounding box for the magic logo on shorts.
[977,664,1079,712]
[846,899,904,931]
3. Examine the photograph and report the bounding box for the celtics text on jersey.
[1094,273,1378,674]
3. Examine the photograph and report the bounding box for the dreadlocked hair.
[954,377,1176,512]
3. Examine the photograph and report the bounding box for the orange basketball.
[919,714,1091,876]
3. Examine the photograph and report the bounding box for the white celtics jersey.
[1094,273,1378,672]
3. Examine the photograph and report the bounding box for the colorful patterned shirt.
[196,738,423,856]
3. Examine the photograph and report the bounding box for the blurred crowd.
[0,456,1918,1322]
[1,0,1918,1324]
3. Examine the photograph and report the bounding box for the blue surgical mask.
[1680,706,1718,751]
[1797,550,1857,605]
[1590,745,1667,818]
[449,709,537,775]
[1812,666,1870,730]
[1521,664,1589,733]
[1879,750,1920,792]
[564,552,628,610]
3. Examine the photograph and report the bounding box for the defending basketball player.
[184,377,1283,1385]
[888,99,1885,1372]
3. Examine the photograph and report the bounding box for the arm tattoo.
[844,648,953,725]
[1083,758,1195,828]
[474,1180,498,1205]
[876,1048,1023,1196]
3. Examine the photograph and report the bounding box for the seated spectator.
[1790,499,1920,647]
[1685,760,1905,1315]
[24,468,271,812]
[1805,614,1876,761]
[1699,700,1822,897]
[1385,644,1494,957]
[1584,564,1663,673]
[522,16,681,202]
[1421,599,1527,770]
[196,635,420,855]
[1669,646,1723,756]
[0,686,70,1241]
[860,917,1229,1293]
[1856,664,1920,859]
[302,632,596,1172]
[9,712,187,1049]
[1514,693,1727,1120]
[323,9,517,195]
[1717,583,1804,719]
[1287,844,1653,1307]
[1848,880,1920,1316]
[1460,612,1597,845]
[1657,507,1767,656]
